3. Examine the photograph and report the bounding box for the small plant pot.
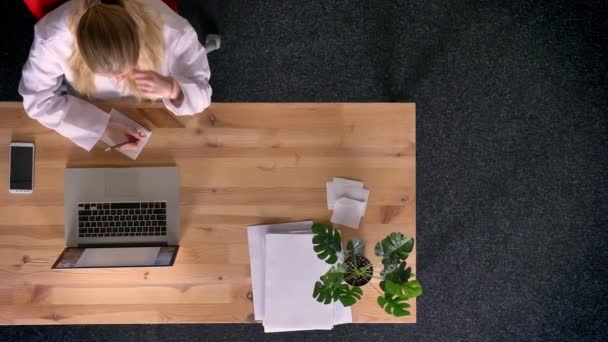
[344,256,373,286]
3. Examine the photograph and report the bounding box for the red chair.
[24,0,179,21]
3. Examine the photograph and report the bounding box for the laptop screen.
[52,245,179,269]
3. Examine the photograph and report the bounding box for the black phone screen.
[10,146,34,190]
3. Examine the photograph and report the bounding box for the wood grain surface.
[0,102,416,325]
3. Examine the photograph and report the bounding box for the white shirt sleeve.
[162,26,212,115]
[19,35,110,151]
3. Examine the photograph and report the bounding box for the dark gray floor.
[0,0,607,341]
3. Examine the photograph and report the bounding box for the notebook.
[100,109,152,160]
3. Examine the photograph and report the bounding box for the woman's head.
[69,0,164,98]
[76,0,139,77]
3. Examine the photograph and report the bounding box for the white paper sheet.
[247,221,313,321]
[332,302,355,325]
[263,234,334,332]
[330,197,366,229]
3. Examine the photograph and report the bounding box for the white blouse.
[19,0,211,150]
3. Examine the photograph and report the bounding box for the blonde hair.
[68,0,165,98]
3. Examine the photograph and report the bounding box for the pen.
[105,138,137,152]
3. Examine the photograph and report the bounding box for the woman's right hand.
[103,121,146,150]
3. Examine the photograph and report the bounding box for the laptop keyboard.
[78,201,167,238]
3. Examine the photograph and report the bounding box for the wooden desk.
[0,102,415,324]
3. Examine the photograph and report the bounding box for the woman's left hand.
[132,69,182,101]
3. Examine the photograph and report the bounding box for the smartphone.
[9,142,35,194]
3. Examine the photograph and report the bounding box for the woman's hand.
[103,122,146,151]
[132,69,183,103]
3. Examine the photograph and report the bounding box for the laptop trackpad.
[105,170,140,198]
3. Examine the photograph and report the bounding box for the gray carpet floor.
[0,0,606,341]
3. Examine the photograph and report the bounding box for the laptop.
[52,167,180,269]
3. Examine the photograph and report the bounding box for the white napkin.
[326,178,369,211]
[333,177,364,187]
[331,197,366,229]
[263,234,334,332]
[326,177,370,229]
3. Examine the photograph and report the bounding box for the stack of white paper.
[247,221,352,333]
[326,178,370,229]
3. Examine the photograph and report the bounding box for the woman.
[19,0,213,151]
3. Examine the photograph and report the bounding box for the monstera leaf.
[312,264,345,304]
[385,280,423,299]
[377,293,412,317]
[313,274,342,304]
[345,238,365,259]
[380,263,398,278]
[334,284,363,307]
[313,264,361,306]
[384,265,412,283]
[312,223,342,264]
[374,233,414,266]
[382,264,421,298]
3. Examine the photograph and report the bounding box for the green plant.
[311,223,422,317]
